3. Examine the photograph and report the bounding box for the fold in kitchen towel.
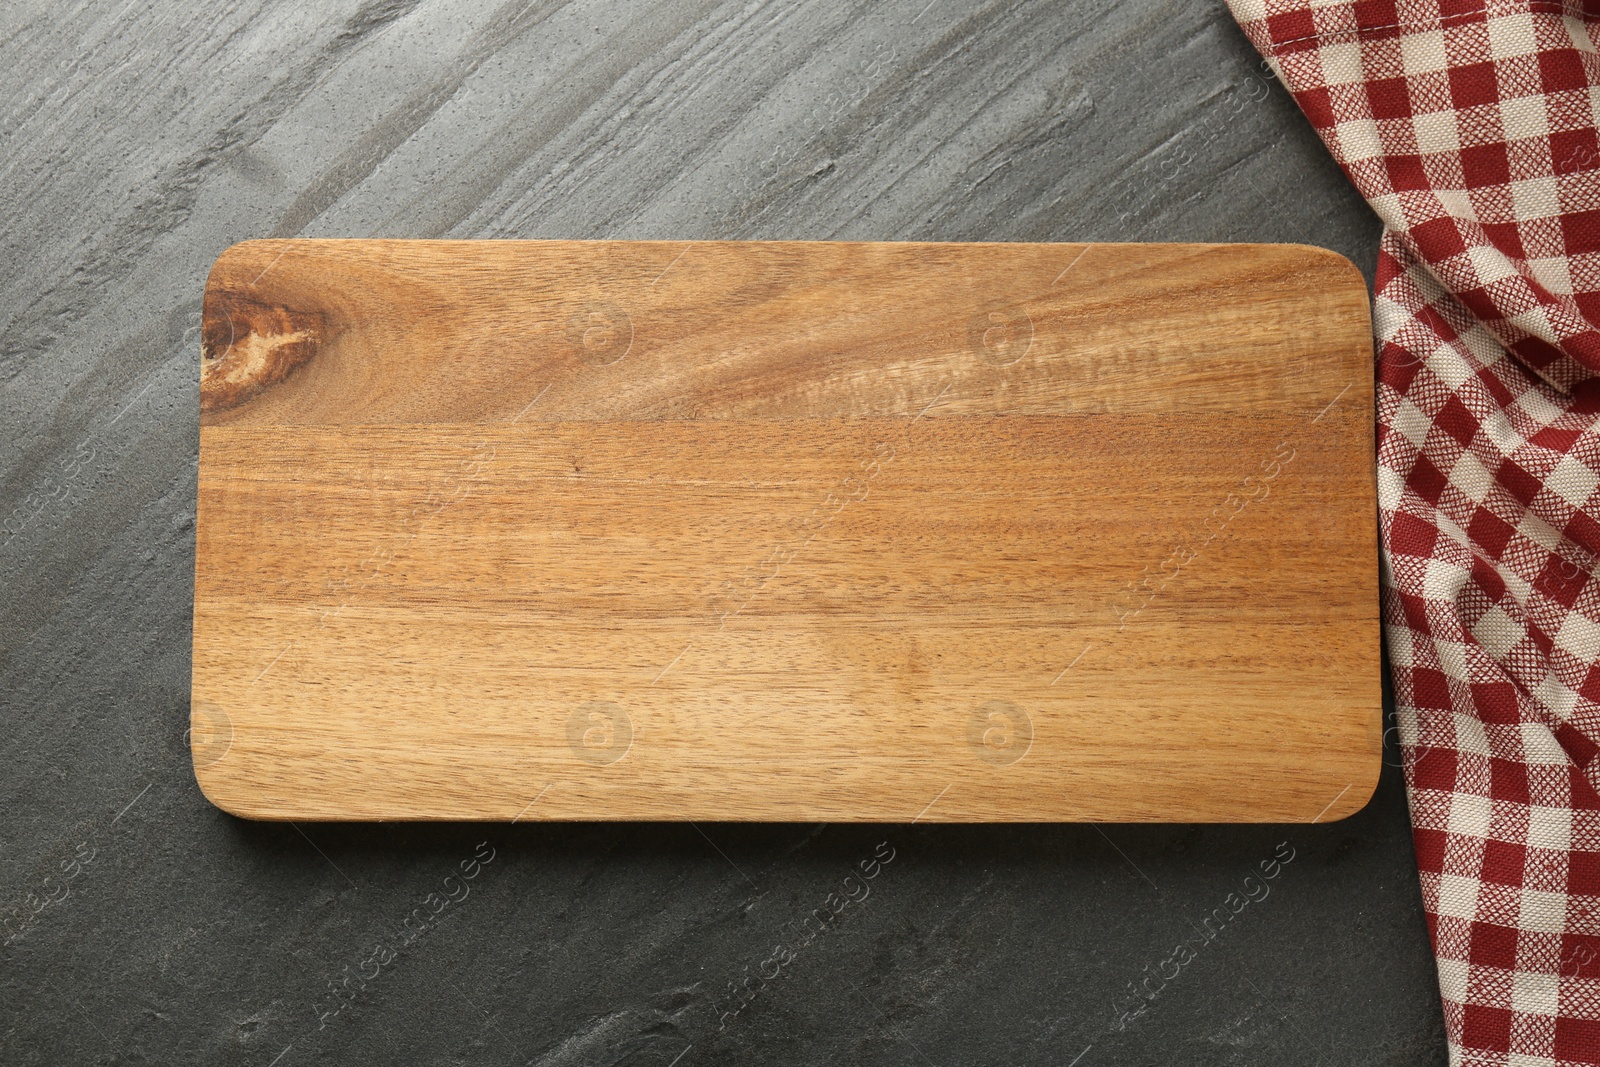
[1222,1,1600,1062]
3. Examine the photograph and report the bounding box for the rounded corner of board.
[1311,764,1383,824]
[188,696,264,820]
[1278,243,1371,297]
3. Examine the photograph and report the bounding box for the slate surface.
[0,1,1444,1064]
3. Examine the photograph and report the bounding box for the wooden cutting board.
[191,239,1379,823]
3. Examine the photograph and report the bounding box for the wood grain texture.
[192,238,1378,822]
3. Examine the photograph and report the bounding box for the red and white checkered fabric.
[1224,1,1600,1062]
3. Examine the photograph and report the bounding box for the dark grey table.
[0,1,1444,1063]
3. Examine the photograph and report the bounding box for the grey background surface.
[0,0,1443,1064]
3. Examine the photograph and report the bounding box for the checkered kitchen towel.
[1223,1,1600,1062]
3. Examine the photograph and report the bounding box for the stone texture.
[0,0,1441,1063]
